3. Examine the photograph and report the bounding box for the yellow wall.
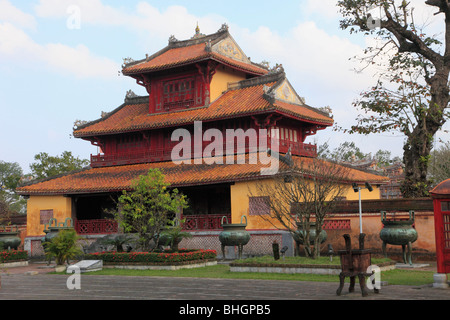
[230,179,382,230]
[210,65,247,102]
[344,183,381,200]
[26,195,73,236]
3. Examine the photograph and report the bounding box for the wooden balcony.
[75,219,118,235]
[74,215,230,235]
[90,139,317,167]
[181,214,231,231]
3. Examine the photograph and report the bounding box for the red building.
[18,25,388,257]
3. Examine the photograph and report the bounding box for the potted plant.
[43,229,83,272]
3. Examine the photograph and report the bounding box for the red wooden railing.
[75,219,118,235]
[90,140,317,167]
[181,214,231,231]
[74,215,230,234]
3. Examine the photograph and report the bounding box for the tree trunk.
[401,129,433,198]
[402,74,449,198]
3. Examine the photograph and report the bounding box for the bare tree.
[251,157,350,258]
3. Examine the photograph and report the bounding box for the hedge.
[0,250,28,262]
[85,249,217,264]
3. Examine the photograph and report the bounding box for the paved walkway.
[0,261,449,301]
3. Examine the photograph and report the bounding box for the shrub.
[86,249,216,265]
[43,229,83,265]
[0,250,28,262]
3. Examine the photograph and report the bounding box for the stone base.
[67,260,103,273]
[0,261,28,268]
[395,263,430,269]
[433,273,449,289]
[104,260,217,271]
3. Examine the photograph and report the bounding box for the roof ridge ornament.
[218,23,229,33]
[269,63,284,74]
[205,39,212,52]
[122,57,135,68]
[168,35,178,44]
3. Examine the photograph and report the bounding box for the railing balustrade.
[90,140,317,167]
[75,219,118,235]
[181,214,231,231]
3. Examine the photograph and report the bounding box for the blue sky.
[0,0,448,174]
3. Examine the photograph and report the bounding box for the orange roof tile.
[17,155,388,196]
[123,43,267,76]
[122,28,268,77]
[73,75,333,138]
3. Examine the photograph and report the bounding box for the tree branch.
[381,6,443,67]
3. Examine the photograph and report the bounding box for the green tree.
[337,0,450,197]
[374,149,392,167]
[30,151,89,179]
[114,169,188,252]
[0,161,26,217]
[318,141,367,162]
[428,141,450,185]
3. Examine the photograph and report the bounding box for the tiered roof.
[73,71,333,138]
[17,155,388,196]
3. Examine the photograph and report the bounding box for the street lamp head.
[352,183,359,192]
[365,182,373,192]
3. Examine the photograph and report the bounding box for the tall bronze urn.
[380,210,418,265]
[219,215,250,260]
[0,225,21,250]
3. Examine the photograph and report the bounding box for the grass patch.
[380,269,435,286]
[85,264,341,282]
[231,255,393,266]
[81,258,435,286]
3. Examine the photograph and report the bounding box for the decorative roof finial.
[191,22,205,39]
[195,22,200,35]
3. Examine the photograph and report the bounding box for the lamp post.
[352,182,373,234]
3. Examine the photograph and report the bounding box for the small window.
[162,77,196,110]
[442,201,450,212]
[40,209,53,225]
[249,196,270,215]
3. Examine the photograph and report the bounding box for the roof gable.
[272,78,305,105]
[122,25,267,76]
[73,71,333,137]
[212,34,250,65]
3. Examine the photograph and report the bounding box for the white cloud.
[0,22,119,79]
[35,0,223,41]
[302,0,340,19]
[0,0,37,30]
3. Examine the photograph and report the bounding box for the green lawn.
[231,255,393,266]
[80,256,436,286]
